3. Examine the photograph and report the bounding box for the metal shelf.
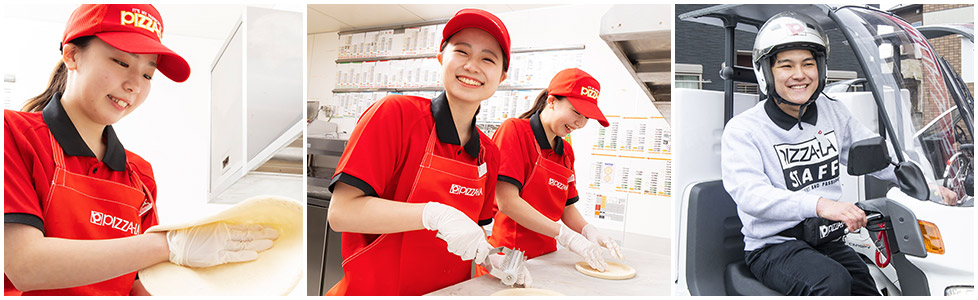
[335,45,585,64]
[336,53,436,63]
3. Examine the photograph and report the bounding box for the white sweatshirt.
[721,96,896,251]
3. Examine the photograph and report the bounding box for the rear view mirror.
[848,137,891,176]
[895,162,930,200]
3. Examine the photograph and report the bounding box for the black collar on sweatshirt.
[430,92,480,158]
[529,112,564,155]
[42,93,127,171]
[765,98,818,131]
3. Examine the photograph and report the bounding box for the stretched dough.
[491,288,564,296]
[575,261,636,280]
[138,196,302,296]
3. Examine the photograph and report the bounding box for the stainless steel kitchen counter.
[426,246,670,296]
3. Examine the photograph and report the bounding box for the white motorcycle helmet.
[752,12,829,126]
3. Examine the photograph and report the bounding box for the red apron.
[488,138,573,259]
[326,127,489,296]
[4,133,155,296]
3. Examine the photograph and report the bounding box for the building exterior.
[674,4,863,94]
[891,4,974,124]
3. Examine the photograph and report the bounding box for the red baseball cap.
[62,4,190,82]
[441,8,511,71]
[547,68,608,127]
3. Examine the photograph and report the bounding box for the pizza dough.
[138,196,302,296]
[491,288,564,296]
[574,261,636,280]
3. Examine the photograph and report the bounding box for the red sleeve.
[4,111,45,228]
[492,119,530,188]
[332,95,407,197]
[564,140,579,202]
[479,135,499,226]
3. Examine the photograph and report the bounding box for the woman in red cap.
[4,4,276,296]
[486,68,624,271]
[325,8,528,295]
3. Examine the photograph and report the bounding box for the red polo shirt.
[4,94,159,294]
[4,94,159,232]
[492,113,579,206]
[329,93,499,229]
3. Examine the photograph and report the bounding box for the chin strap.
[771,93,816,130]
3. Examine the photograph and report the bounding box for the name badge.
[478,163,487,177]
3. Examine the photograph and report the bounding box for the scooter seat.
[725,261,783,296]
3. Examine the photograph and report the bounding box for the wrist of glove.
[422,202,492,264]
[555,223,608,272]
[581,224,624,260]
[166,222,278,268]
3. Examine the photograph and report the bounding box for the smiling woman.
[483,68,623,277]
[61,38,159,150]
[322,8,527,296]
[3,4,277,296]
[439,27,508,108]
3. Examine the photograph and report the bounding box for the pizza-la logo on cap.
[580,86,599,100]
[120,8,163,40]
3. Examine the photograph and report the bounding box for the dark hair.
[439,34,509,72]
[22,36,95,112]
[518,90,566,119]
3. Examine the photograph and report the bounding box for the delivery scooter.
[673,4,974,296]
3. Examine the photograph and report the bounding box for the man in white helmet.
[719,11,888,295]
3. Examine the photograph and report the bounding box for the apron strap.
[48,130,153,217]
[426,122,486,166]
[531,131,572,169]
[127,163,155,217]
[48,132,67,168]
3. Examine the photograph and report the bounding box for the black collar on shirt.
[42,93,127,171]
[764,98,819,131]
[430,92,480,158]
[529,112,564,155]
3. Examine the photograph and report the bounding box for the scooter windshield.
[835,7,974,203]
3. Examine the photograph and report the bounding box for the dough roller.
[483,246,527,287]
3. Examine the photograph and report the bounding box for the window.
[736,82,759,94]
[675,63,705,89]
[733,51,759,94]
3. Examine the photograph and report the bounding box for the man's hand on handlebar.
[929,184,959,206]
[816,198,867,232]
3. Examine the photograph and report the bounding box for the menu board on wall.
[576,114,672,229]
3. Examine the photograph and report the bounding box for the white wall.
[306,4,672,241]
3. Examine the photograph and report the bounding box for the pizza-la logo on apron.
[548,178,568,191]
[448,183,483,197]
[90,210,140,235]
[773,131,840,191]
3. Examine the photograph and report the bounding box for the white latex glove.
[422,202,492,264]
[555,223,608,272]
[488,253,532,287]
[582,223,624,260]
[166,223,278,268]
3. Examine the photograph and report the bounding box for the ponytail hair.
[21,36,95,112]
[518,90,566,119]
